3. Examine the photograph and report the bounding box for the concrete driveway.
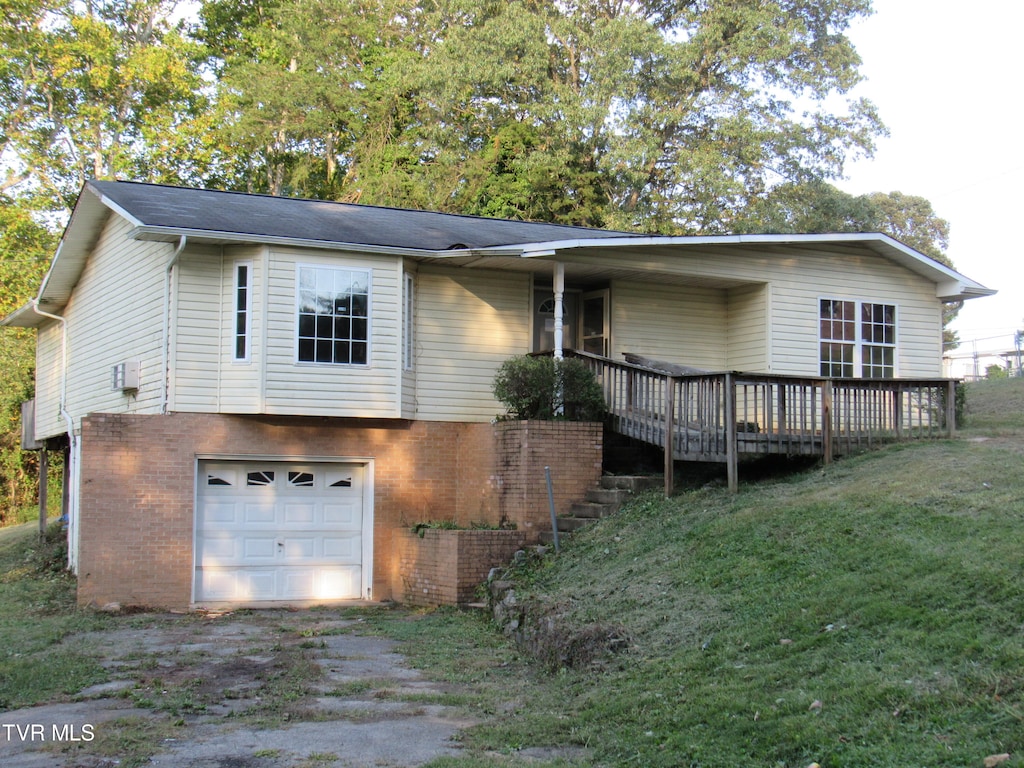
[1,609,478,767]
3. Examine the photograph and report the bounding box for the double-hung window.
[819,299,896,378]
[297,265,370,365]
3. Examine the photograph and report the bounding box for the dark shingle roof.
[90,180,634,251]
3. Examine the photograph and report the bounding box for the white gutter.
[131,225,471,260]
[161,236,187,414]
[29,300,80,573]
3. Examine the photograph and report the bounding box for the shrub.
[493,356,607,421]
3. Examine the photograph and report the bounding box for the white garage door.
[195,460,368,604]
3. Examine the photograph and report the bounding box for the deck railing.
[568,351,957,494]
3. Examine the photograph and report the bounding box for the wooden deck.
[569,351,958,494]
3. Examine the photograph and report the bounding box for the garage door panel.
[197,568,278,601]
[243,503,276,524]
[323,534,361,561]
[242,537,277,560]
[279,536,316,560]
[196,533,240,561]
[202,502,239,524]
[284,502,316,524]
[323,502,359,525]
[195,461,367,603]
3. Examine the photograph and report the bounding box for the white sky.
[836,0,1023,363]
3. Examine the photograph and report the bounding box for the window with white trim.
[233,262,252,361]
[819,299,896,378]
[297,265,369,365]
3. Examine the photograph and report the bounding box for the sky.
[834,0,1023,372]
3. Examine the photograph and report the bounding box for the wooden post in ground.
[725,373,738,492]
[664,376,675,497]
[38,447,48,537]
[946,380,958,437]
[822,380,834,465]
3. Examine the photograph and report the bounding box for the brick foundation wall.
[76,413,601,610]
[393,529,527,606]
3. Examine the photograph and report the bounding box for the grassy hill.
[418,378,1024,767]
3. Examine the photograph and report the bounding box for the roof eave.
[131,225,475,259]
[0,303,42,328]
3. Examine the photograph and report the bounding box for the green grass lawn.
[0,522,112,709]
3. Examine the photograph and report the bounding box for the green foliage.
[986,364,1009,380]
[493,356,607,422]
[0,198,58,525]
[1,0,210,210]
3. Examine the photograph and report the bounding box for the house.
[3,180,994,610]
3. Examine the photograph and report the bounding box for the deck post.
[946,379,957,436]
[822,379,834,464]
[38,446,48,537]
[664,376,675,496]
[725,373,738,492]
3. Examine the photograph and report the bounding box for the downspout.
[161,236,187,414]
[30,301,80,573]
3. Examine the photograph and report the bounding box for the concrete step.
[570,501,616,519]
[600,474,662,493]
[585,487,634,505]
[556,516,594,533]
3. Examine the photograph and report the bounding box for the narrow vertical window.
[234,263,251,361]
[403,272,414,370]
[860,302,896,378]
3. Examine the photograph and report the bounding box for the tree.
[199,0,883,229]
[1,0,209,212]
[198,0,422,198]
[0,198,56,524]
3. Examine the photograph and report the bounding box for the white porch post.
[553,262,565,360]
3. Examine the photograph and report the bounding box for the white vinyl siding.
[727,284,769,372]
[611,281,730,369]
[33,321,65,440]
[37,215,169,436]
[263,249,401,418]
[415,266,530,421]
[173,247,227,411]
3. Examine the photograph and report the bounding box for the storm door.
[581,290,610,356]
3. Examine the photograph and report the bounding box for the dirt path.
[1,610,478,767]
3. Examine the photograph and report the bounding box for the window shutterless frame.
[295,264,371,366]
[819,297,897,378]
[233,261,252,362]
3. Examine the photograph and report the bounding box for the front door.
[581,290,610,356]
